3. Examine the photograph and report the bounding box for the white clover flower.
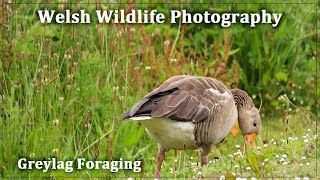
[169,167,174,174]
[64,54,72,60]
[306,162,310,166]
[145,66,151,70]
[58,96,64,102]
[30,153,35,159]
[252,94,256,99]
[170,58,177,63]
[278,94,288,101]
[191,162,197,166]
[301,156,306,160]
[197,171,202,175]
[164,40,170,46]
[300,163,303,167]
[174,159,178,163]
[304,139,309,143]
[190,156,193,160]
[219,175,226,180]
[246,167,251,171]
[263,144,268,148]
[53,119,59,126]
[280,158,285,162]
[303,177,310,180]
[264,158,269,162]
[234,165,240,168]
[256,146,261,150]
[53,148,58,154]
[307,129,311,132]
[273,141,277,145]
[281,154,288,158]
[235,145,241,148]
[67,74,74,80]
[282,161,288,165]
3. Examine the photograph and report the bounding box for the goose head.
[231,89,262,148]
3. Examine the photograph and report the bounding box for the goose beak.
[244,134,256,148]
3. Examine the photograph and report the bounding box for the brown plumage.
[121,75,236,146]
[120,75,261,179]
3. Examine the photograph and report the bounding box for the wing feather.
[120,76,233,124]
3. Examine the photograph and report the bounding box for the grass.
[0,1,318,179]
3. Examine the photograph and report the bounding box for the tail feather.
[120,111,130,120]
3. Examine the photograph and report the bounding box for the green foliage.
[0,2,317,179]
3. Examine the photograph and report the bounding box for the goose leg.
[201,154,208,166]
[155,144,166,179]
[199,153,208,180]
[200,145,211,166]
[199,146,211,179]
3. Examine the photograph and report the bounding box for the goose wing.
[120,75,233,123]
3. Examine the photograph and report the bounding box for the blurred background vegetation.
[0,0,318,178]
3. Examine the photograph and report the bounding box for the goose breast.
[130,116,197,150]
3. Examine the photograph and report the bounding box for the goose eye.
[253,122,257,127]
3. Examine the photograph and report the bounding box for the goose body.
[120,75,261,179]
[122,75,237,149]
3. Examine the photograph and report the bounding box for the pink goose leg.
[201,154,208,166]
[200,146,210,179]
[155,144,166,179]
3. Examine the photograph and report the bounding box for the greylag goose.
[120,75,261,179]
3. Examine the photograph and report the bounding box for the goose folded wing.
[121,77,231,123]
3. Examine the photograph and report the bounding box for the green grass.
[0,1,318,179]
